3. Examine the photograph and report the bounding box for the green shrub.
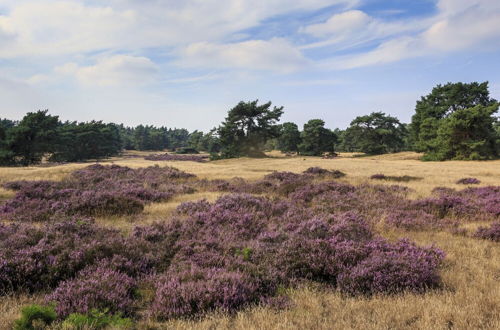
[62,310,133,329]
[13,304,57,330]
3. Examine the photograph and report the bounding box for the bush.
[62,310,133,329]
[456,177,481,185]
[13,304,56,330]
[473,222,500,242]
[151,267,259,319]
[46,266,137,318]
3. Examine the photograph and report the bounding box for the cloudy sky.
[1,0,499,130]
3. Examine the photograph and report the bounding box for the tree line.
[1,81,498,165]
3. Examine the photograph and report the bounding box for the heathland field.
[0,152,499,329]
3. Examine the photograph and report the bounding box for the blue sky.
[1,0,499,131]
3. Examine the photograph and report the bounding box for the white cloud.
[302,10,370,37]
[322,0,500,69]
[55,55,158,86]
[0,0,356,58]
[178,38,308,73]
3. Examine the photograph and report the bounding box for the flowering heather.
[151,267,259,319]
[370,174,422,182]
[473,222,500,242]
[0,164,195,221]
[46,265,137,318]
[456,177,481,185]
[144,153,208,162]
[302,167,346,178]
[385,210,441,231]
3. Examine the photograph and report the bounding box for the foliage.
[50,121,122,162]
[144,153,208,162]
[410,82,499,160]
[2,110,60,165]
[423,104,499,160]
[62,310,133,329]
[456,178,481,185]
[298,119,336,156]
[13,304,57,330]
[0,164,194,221]
[343,112,408,155]
[217,100,284,158]
[277,122,301,153]
[46,266,137,318]
[5,165,500,322]
[473,222,500,242]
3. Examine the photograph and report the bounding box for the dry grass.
[1,152,499,329]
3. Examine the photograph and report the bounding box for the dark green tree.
[50,121,122,162]
[298,119,336,156]
[424,104,499,160]
[343,112,407,155]
[277,122,301,153]
[217,100,283,158]
[410,82,497,153]
[6,110,60,165]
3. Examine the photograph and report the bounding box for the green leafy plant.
[13,304,56,330]
[62,310,133,329]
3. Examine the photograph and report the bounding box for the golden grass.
[1,152,499,329]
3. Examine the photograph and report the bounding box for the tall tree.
[426,104,499,160]
[217,100,283,158]
[343,112,407,155]
[277,122,301,153]
[410,82,497,153]
[7,110,60,165]
[298,119,336,156]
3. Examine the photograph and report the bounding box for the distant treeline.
[1,81,499,166]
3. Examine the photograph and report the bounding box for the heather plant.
[150,267,260,319]
[370,174,422,182]
[303,167,346,178]
[456,177,481,184]
[385,210,441,231]
[144,153,208,162]
[473,222,500,242]
[0,164,196,221]
[46,265,137,318]
[337,239,445,295]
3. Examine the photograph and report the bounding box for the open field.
[0,152,499,329]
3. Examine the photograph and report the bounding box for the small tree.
[298,119,336,156]
[277,122,301,153]
[217,100,283,158]
[343,112,407,155]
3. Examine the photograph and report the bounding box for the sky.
[1,0,500,131]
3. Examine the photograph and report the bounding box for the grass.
[1,151,499,329]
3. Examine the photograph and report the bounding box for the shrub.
[150,267,259,319]
[473,222,500,242]
[13,304,56,330]
[337,239,445,295]
[62,310,133,329]
[456,177,481,185]
[144,153,207,162]
[303,167,346,178]
[46,266,137,318]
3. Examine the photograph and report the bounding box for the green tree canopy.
[277,122,301,153]
[424,104,499,160]
[410,82,497,152]
[343,112,407,155]
[6,110,60,165]
[298,119,336,156]
[217,100,284,158]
